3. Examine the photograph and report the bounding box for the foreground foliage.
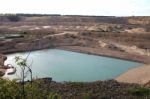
[0,79,61,99]
[128,87,150,96]
[0,79,150,99]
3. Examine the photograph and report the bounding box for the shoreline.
[3,46,149,64]
[115,64,150,85]
[1,45,150,85]
[57,46,150,85]
[57,46,150,64]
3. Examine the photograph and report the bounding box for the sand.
[115,64,150,85]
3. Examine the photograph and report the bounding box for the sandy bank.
[57,46,150,64]
[115,64,150,85]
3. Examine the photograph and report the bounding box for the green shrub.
[128,87,150,96]
[0,79,61,99]
[48,92,61,99]
[70,82,85,88]
[81,93,92,99]
[0,79,21,99]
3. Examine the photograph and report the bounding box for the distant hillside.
[0,14,150,25]
[128,17,150,25]
[0,14,126,23]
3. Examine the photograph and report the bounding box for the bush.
[0,79,21,98]
[128,87,150,96]
[0,79,61,99]
[81,93,92,99]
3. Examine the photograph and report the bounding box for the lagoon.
[4,49,142,82]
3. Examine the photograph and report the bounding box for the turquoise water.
[4,49,142,82]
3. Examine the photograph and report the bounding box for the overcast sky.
[0,0,149,16]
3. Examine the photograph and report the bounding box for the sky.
[0,0,149,16]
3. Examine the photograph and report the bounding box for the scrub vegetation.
[0,79,150,99]
[0,79,61,99]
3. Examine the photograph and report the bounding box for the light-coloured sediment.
[115,64,150,85]
[57,46,150,64]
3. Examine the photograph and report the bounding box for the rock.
[0,69,5,76]
[0,54,7,67]
[0,72,4,76]
[0,54,8,77]
[98,40,108,48]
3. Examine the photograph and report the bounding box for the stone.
[0,54,7,67]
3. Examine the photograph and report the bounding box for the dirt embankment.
[57,46,150,64]
[1,32,150,64]
[0,54,8,76]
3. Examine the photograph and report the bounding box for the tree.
[15,56,32,99]
[7,15,20,22]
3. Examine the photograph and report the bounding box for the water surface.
[4,49,142,82]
